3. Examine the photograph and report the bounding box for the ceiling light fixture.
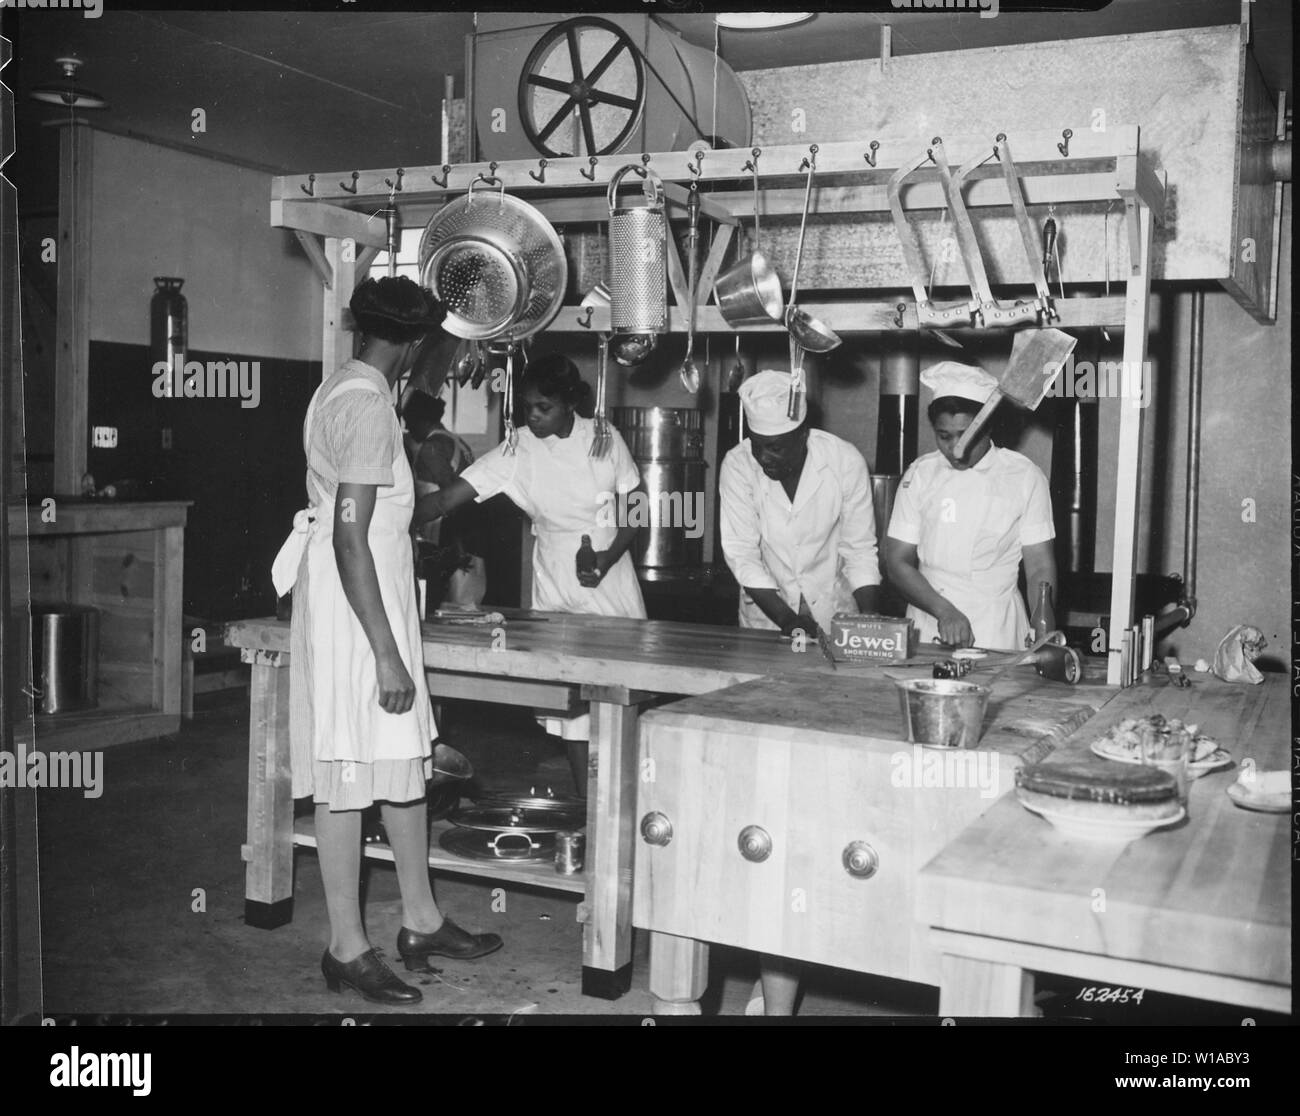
[29,57,108,110]
[715,13,814,31]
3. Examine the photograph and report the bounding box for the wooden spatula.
[952,327,1078,459]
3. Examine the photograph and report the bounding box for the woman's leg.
[314,805,369,961]
[380,799,444,933]
[760,956,802,1016]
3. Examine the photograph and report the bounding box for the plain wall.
[89,130,322,361]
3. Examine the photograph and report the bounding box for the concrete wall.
[89,130,321,361]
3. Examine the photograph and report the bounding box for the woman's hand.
[577,549,613,589]
[375,653,416,714]
[935,605,975,649]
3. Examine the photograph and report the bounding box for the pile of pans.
[439,788,585,862]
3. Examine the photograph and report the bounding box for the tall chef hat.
[920,361,998,404]
[738,370,806,436]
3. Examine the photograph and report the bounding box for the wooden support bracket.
[696,224,736,307]
[293,230,333,289]
[271,199,388,246]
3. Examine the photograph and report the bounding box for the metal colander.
[419,177,567,342]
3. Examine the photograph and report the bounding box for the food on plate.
[1092,713,1221,763]
[1016,757,1182,822]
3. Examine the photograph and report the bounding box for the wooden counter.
[226,612,1118,1001]
[916,674,1291,1016]
[9,499,191,749]
[632,668,1115,1012]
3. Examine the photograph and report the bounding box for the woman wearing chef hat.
[718,368,881,1017]
[718,369,882,638]
[884,361,1057,650]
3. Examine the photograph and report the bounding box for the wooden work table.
[916,673,1291,1016]
[225,612,862,998]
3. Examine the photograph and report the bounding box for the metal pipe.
[1152,604,1193,638]
[1266,138,1291,183]
[1184,290,1204,605]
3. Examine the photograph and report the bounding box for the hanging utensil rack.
[272,125,1165,687]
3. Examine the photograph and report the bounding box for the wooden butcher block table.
[633,667,1113,1013]
[916,674,1291,1017]
[226,613,857,998]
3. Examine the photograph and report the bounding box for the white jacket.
[719,429,881,631]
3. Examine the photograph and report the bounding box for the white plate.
[1225,782,1289,814]
[1017,791,1185,844]
[1089,739,1232,777]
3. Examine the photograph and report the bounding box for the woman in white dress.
[413,354,646,790]
[271,278,501,1007]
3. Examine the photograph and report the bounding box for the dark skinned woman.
[272,277,501,1007]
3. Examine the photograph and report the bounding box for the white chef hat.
[920,361,998,404]
[738,369,806,436]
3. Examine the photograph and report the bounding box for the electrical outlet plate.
[92,426,118,448]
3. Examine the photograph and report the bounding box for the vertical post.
[320,236,355,380]
[54,123,93,494]
[242,649,295,927]
[1106,201,1154,686]
[153,524,185,715]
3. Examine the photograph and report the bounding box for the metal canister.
[607,165,667,334]
[555,830,585,875]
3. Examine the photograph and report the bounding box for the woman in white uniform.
[413,354,646,788]
[717,369,882,1017]
[884,361,1057,650]
[271,278,501,1007]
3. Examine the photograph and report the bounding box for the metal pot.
[29,604,99,714]
[714,158,783,327]
[895,678,990,749]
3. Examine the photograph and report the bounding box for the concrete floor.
[34,692,937,1019]
[33,692,1285,1023]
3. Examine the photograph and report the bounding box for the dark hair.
[927,395,983,424]
[402,391,446,430]
[519,353,593,416]
[350,277,445,345]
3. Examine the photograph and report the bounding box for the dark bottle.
[576,535,598,577]
[1028,581,1053,646]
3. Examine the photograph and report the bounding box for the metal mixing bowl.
[895,678,991,749]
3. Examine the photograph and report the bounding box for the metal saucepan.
[713,154,784,327]
[785,147,841,353]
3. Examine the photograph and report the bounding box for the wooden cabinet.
[633,672,1106,997]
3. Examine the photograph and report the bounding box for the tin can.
[555,830,585,875]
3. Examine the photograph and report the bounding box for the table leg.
[241,650,294,928]
[649,932,709,1016]
[937,952,1036,1017]
[580,699,637,999]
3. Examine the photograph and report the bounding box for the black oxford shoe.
[397,919,504,969]
[321,948,423,1005]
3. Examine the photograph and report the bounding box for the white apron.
[904,471,1029,651]
[273,374,432,798]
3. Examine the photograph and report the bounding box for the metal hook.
[893,302,907,329]
[340,171,359,194]
[577,306,594,329]
[431,164,451,189]
[384,168,404,193]
[1057,128,1072,158]
[300,173,316,197]
[926,137,942,164]
[528,158,548,183]
[640,152,652,168]
[580,156,598,181]
[994,132,1007,160]
[742,146,761,174]
[488,161,499,178]
[689,149,705,177]
[799,143,818,173]
[863,140,879,168]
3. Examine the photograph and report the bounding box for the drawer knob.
[737,825,772,863]
[640,811,673,846]
[842,841,879,880]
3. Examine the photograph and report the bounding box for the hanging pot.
[607,164,668,335]
[714,159,783,327]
